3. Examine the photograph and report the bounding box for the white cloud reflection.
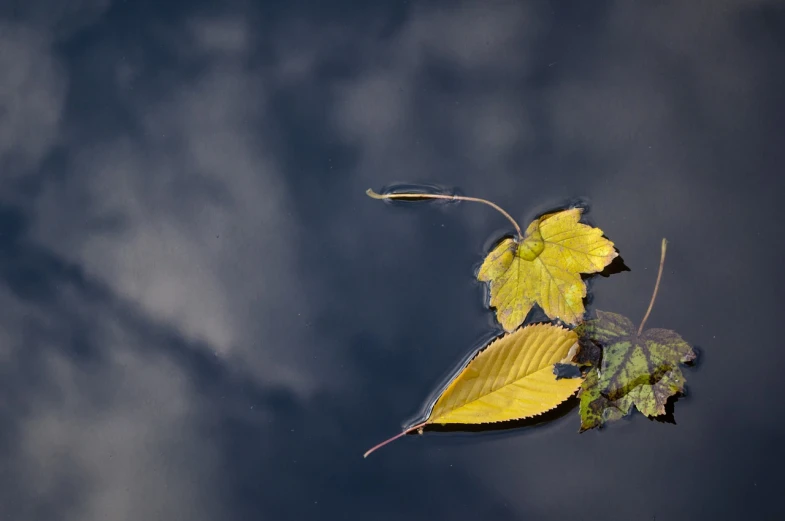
[32,15,320,394]
[3,7,313,521]
[0,22,65,180]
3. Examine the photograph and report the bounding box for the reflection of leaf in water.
[364,323,583,457]
[478,209,617,330]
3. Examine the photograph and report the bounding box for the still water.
[2,1,784,520]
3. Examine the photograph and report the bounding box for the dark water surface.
[2,1,785,520]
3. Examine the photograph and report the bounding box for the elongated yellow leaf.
[364,323,583,457]
[429,323,583,424]
[478,208,617,330]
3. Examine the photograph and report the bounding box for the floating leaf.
[364,323,583,457]
[577,239,697,431]
[429,323,583,424]
[478,208,617,331]
[578,311,696,431]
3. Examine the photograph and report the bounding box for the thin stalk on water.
[366,188,523,240]
[638,238,668,336]
[363,421,428,459]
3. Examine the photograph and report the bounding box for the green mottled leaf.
[578,368,628,431]
[578,310,696,431]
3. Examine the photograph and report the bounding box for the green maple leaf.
[577,239,697,431]
[578,310,696,431]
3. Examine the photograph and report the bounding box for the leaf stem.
[366,188,524,240]
[363,421,428,458]
[638,238,668,336]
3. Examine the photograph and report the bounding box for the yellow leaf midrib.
[545,240,613,261]
[446,366,559,409]
[534,256,583,318]
[491,256,529,318]
[431,366,580,423]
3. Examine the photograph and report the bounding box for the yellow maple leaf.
[364,323,583,457]
[478,208,617,330]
